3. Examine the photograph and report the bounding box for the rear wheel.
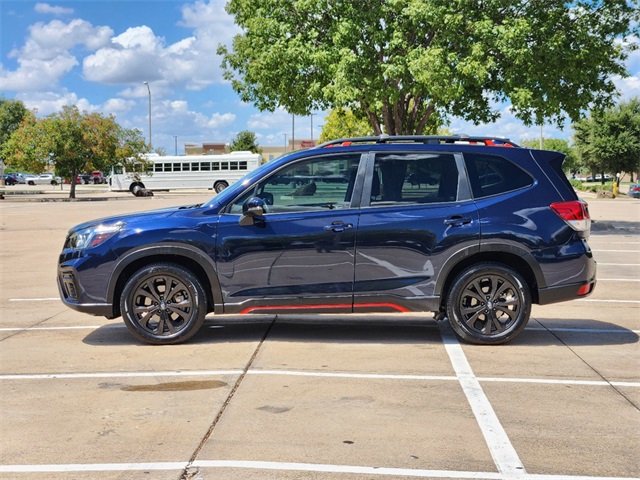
[130,183,144,196]
[120,263,207,345]
[446,262,530,345]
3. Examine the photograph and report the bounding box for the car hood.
[68,205,190,235]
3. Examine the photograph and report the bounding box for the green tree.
[229,130,262,153]
[318,108,373,143]
[2,105,149,198]
[520,138,579,174]
[219,0,638,135]
[0,98,34,184]
[573,98,640,184]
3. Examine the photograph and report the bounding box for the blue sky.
[1,1,638,155]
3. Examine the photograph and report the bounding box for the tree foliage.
[318,108,373,143]
[0,98,32,150]
[219,0,638,136]
[572,98,640,183]
[229,130,263,153]
[520,138,579,173]
[1,105,149,198]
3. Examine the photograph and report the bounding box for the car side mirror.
[239,197,267,226]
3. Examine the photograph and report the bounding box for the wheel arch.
[107,244,223,318]
[435,244,543,308]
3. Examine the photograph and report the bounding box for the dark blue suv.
[58,136,596,345]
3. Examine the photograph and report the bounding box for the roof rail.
[316,135,519,148]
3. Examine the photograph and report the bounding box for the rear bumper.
[538,278,596,305]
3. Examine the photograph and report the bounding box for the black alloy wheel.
[120,263,207,344]
[446,262,531,345]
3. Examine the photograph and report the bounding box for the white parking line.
[575,299,640,304]
[1,369,637,387]
[8,297,60,302]
[2,460,638,479]
[592,249,639,253]
[439,324,526,477]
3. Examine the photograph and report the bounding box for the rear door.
[353,151,480,312]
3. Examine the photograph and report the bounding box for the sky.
[1,1,639,155]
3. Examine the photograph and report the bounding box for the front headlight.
[67,222,124,249]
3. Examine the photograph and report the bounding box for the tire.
[120,263,207,345]
[28,181,35,186]
[51,180,58,186]
[130,183,144,196]
[445,262,531,345]
[214,181,228,193]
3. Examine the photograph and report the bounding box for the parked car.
[22,174,37,184]
[585,174,612,182]
[3,174,19,185]
[27,174,62,185]
[628,183,640,199]
[91,171,106,184]
[58,135,596,346]
[76,173,92,184]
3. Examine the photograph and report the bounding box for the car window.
[370,153,459,205]
[464,153,533,199]
[228,154,361,214]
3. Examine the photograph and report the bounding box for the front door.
[215,154,363,314]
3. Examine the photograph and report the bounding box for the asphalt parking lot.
[0,189,638,480]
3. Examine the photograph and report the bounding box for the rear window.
[464,153,533,199]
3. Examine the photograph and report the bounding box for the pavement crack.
[538,320,640,412]
[179,315,277,480]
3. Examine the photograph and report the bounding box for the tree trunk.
[69,169,77,199]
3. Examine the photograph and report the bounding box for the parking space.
[0,194,638,479]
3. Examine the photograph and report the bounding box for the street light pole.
[174,136,178,156]
[284,133,288,152]
[143,81,152,147]
[310,113,316,145]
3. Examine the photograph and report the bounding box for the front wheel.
[120,263,207,345]
[446,262,531,345]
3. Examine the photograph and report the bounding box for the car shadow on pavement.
[82,316,637,347]
[590,220,640,235]
[82,315,444,347]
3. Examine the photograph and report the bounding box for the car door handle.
[444,216,472,227]
[324,222,353,233]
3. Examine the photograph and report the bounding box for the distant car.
[585,174,612,182]
[27,174,62,186]
[12,173,27,184]
[3,174,19,185]
[22,174,37,184]
[76,174,91,184]
[628,184,640,199]
[91,171,106,184]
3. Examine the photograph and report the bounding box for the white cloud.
[14,90,98,116]
[34,3,74,16]
[1,18,112,91]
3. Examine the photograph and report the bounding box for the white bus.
[109,152,262,195]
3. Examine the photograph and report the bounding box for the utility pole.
[143,81,152,147]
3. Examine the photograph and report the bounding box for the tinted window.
[371,153,458,204]
[229,155,361,214]
[464,153,533,199]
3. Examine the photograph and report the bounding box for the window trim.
[360,150,469,208]
[221,153,367,215]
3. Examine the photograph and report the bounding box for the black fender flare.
[107,243,224,314]
[434,241,545,298]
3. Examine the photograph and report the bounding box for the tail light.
[550,200,591,232]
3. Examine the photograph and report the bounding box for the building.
[184,139,317,162]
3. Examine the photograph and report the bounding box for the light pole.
[173,136,178,156]
[310,113,316,145]
[143,81,152,147]
[292,114,295,151]
[284,133,288,152]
